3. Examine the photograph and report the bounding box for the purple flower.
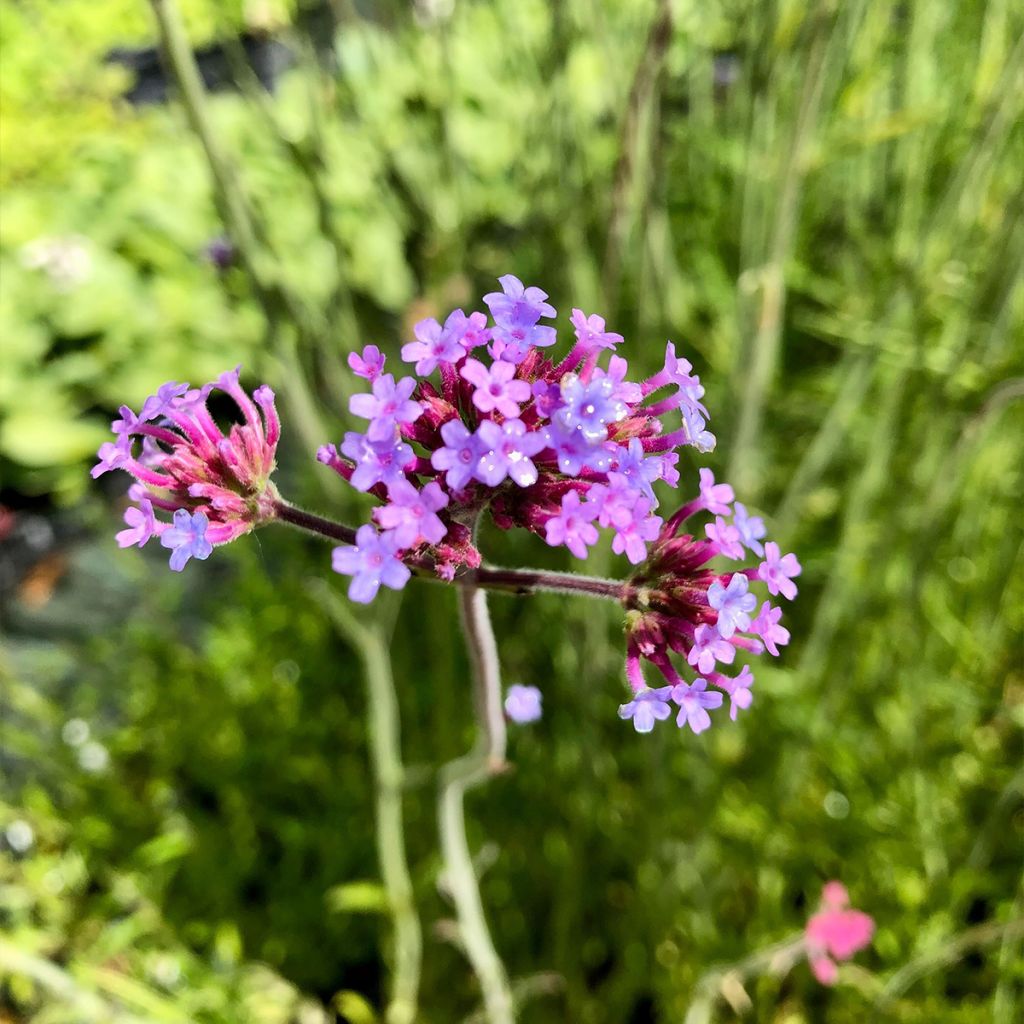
[751,601,790,656]
[757,542,802,600]
[92,434,131,478]
[349,374,422,443]
[553,374,628,444]
[545,491,600,559]
[733,501,766,556]
[140,382,190,423]
[401,312,474,375]
[681,404,717,452]
[442,309,491,351]
[475,419,546,487]
[661,343,706,410]
[720,665,754,720]
[460,358,531,418]
[111,405,140,437]
[116,499,158,549]
[707,573,757,639]
[484,274,556,325]
[611,439,664,503]
[531,379,562,417]
[348,345,386,382]
[332,524,411,604]
[618,686,674,734]
[670,678,723,733]
[686,624,735,675]
[430,419,486,491]
[570,308,623,351]
[705,515,744,559]
[585,473,643,528]
[504,684,543,724]
[484,275,556,361]
[609,497,662,565]
[160,509,213,572]
[341,432,414,492]
[698,468,734,515]
[374,479,448,548]
[541,419,615,476]
[593,355,642,405]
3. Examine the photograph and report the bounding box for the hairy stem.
[316,585,422,1024]
[438,586,514,1023]
[271,497,627,603]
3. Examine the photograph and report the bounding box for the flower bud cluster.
[92,368,280,570]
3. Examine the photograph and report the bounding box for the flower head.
[94,368,281,566]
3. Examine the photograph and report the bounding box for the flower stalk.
[437,585,514,1024]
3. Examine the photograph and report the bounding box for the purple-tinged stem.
[271,496,629,603]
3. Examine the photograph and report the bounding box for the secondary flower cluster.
[323,276,799,733]
[92,368,281,570]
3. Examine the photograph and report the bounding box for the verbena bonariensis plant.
[94,275,800,737]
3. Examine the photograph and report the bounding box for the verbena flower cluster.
[323,276,800,734]
[94,275,801,737]
[92,369,280,568]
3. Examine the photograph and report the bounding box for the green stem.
[317,585,422,1024]
[438,585,514,1024]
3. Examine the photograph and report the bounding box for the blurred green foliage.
[2,0,1023,1022]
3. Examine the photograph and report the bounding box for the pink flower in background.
[804,881,874,984]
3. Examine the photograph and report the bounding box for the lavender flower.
[686,624,735,675]
[348,345,386,381]
[570,308,623,352]
[430,420,485,491]
[484,274,557,361]
[504,684,543,724]
[707,573,757,639]
[349,374,423,443]
[374,479,449,548]
[342,432,414,492]
[698,468,734,516]
[116,498,158,549]
[545,491,599,559]
[758,542,802,600]
[671,678,723,733]
[461,358,531,418]
[751,601,790,656]
[474,419,546,487]
[401,312,473,375]
[732,501,766,556]
[332,524,411,603]
[705,515,744,559]
[160,509,213,571]
[618,686,674,734]
[720,665,754,720]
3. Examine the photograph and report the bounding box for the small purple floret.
[160,509,213,572]
[757,542,802,600]
[461,358,531,418]
[374,479,449,548]
[671,678,723,733]
[349,345,386,381]
[751,601,790,656]
[504,684,543,724]
[331,524,411,604]
[618,686,674,734]
[545,491,599,559]
[686,624,735,675]
[707,573,757,639]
